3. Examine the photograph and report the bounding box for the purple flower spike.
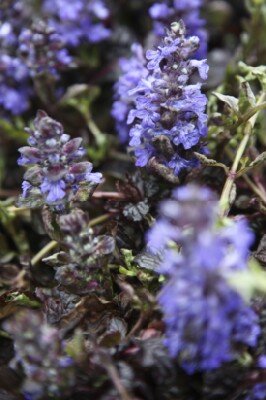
[128,21,208,176]
[112,43,148,143]
[258,355,266,368]
[18,110,102,209]
[147,185,260,373]
[0,54,31,115]
[149,0,207,58]
[246,384,266,400]
[4,311,75,398]
[19,20,72,77]
[42,0,111,47]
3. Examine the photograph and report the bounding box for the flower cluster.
[44,209,115,295]
[0,1,72,115]
[4,311,75,399]
[0,53,31,114]
[246,384,266,400]
[42,0,111,47]
[147,185,260,373]
[112,44,148,143]
[0,0,32,114]
[0,1,110,116]
[19,20,72,76]
[128,21,208,175]
[149,0,207,58]
[18,110,102,209]
[0,0,31,49]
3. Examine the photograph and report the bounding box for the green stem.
[31,240,58,266]
[243,175,266,204]
[87,118,106,146]
[219,93,265,216]
[109,150,134,163]
[89,213,112,227]
[102,353,133,400]
[224,147,266,205]
[8,206,30,215]
[236,101,266,128]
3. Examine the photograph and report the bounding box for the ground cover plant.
[0,1,266,399]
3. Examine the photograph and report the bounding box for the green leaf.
[213,92,239,113]
[119,266,136,277]
[119,249,157,283]
[228,258,266,301]
[71,182,95,202]
[239,62,266,89]
[123,200,150,222]
[43,251,70,266]
[249,151,266,168]
[60,84,100,109]
[65,329,86,362]
[0,118,28,143]
[238,80,256,114]
[238,352,253,367]
[121,249,135,269]
[6,292,40,308]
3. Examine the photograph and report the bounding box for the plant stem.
[219,93,265,216]
[7,206,30,215]
[109,150,134,163]
[224,147,266,205]
[0,189,19,198]
[102,353,133,400]
[88,119,101,138]
[242,175,266,204]
[93,191,127,200]
[89,213,112,227]
[236,101,266,128]
[126,312,146,339]
[31,240,58,266]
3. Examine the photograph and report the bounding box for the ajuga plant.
[246,383,266,400]
[42,0,111,47]
[0,0,111,117]
[112,8,207,146]
[0,1,32,115]
[112,43,148,144]
[149,0,207,58]
[19,20,72,77]
[4,311,75,399]
[128,21,208,176]
[0,1,32,50]
[0,53,31,115]
[18,110,102,211]
[148,185,260,373]
[1,1,266,400]
[44,209,115,295]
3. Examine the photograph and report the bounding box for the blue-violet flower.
[147,185,260,373]
[19,21,72,77]
[42,0,111,47]
[128,21,208,175]
[18,110,102,209]
[0,53,31,114]
[246,384,266,400]
[112,43,148,143]
[149,0,207,58]
[4,311,75,399]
